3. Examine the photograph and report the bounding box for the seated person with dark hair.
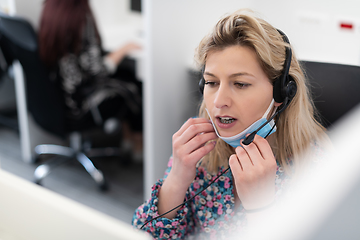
[38,0,143,161]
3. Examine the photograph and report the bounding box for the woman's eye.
[204,81,218,87]
[235,82,249,89]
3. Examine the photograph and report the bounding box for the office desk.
[100,23,144,80]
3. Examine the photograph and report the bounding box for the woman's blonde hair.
[195,9,327,174]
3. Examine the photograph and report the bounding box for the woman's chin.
[218,130,238,138]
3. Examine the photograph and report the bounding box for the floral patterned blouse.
[132,156,292,239]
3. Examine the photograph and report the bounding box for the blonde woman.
[132,9,327,239]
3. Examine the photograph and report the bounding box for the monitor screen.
[130,0,141,12]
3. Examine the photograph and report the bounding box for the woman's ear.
[274,101,282,107]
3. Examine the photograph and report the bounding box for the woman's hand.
[106,42,142,66]
[229,134,277,210]
[121,42,142,54]
[170,118,218,189]
[158,118,217,219]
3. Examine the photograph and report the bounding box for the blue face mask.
[206,99,277,148]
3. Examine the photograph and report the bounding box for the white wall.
[90,0,143,50]
[143,0,360,198]
[0,0,16,15]
[90,0,141,26]
[11,0,143,33]
[250,0,360,66]
[13,0,43,28]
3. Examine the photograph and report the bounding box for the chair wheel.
[99,179,109,192]
[32,155,41,164]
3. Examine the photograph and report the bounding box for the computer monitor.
[0,169,151,240]
[130,0,141,12]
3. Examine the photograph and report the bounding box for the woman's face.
[204,45,278,137]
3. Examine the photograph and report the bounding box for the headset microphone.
[242,111,279,145]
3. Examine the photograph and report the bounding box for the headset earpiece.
[285,77,297,100]
[273,76,283,103]
[199,66,205,95]
[199,77,205,95]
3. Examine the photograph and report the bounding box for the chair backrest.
[0,13,65,137]
[301,61,360,129]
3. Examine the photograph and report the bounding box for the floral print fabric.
[132,157,291,239]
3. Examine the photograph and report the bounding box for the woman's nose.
[214,84,232,108]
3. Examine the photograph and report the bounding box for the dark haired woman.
[38,0,143,161]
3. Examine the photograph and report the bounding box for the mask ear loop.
[263,100,278,139]
[263,99,275,120]
[263,96,288,139]
[264,117,277,139]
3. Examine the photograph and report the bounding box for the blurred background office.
[0,0,360,234]
[0,0,144,223]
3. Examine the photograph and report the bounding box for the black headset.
[272,29,297,110]
[199,29,297,110]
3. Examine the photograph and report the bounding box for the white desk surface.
[100,23,144,80]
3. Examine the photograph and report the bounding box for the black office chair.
[0,13,126,191]
[301,61,360,129]
[0,35,19,132]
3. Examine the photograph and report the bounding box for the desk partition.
[0,168,150,240]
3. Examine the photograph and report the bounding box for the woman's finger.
[174,118,213,140]
[235,146,253,170]
[251,134,275,161]
[229,154,243,172]
[187,131,218,150]
[240,139,264,166]
[187,140,217,164]
[175,121,215,147]
[174,131,217,160]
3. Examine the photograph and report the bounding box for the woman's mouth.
[218,117,236,124]
[205,109,237,135]
[215,116,237,130]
